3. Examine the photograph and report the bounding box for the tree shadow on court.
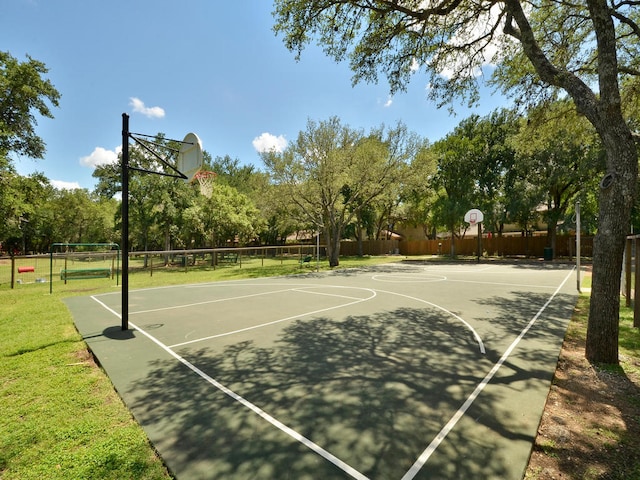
[323,263,423,277]
[508,261,578,270]
[124,301,563,479]
[476,290,576,351]
[473,290,577,390]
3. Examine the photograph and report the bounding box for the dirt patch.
[525,284,640,479]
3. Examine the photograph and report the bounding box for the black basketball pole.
[119,113,195,330]
[121,113,129,330]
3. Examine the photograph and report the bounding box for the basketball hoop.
[464,208,484,226]
[177,132,204,182]
[194,171,217,198]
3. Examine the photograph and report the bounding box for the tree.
[93,135,198,258]
[262,117,415,267]
[429,110,520,245]
[0,51,60,161]
[0,171,51,253]
[403,146,439,239]
[430,133,477,255]
[0,52,60,253]
[272,1,639,363]
[252,177,301,246]
[209,155,256,195]
[510,101,604,256]
[46,188,117,245]
[184,182,260,248]
[209,156,290,246]
[467,110,520,235]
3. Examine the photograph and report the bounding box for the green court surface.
[66,261,579,480]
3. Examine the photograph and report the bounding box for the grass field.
[0,251,402,290]
[0,255,400,479]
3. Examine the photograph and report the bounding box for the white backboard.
[176,132,203,182]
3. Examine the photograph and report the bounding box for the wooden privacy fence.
[340,235,593,258]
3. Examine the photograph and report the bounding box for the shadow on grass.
[4,337,78,357]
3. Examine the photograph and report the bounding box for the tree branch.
[502,0,600,125]
[610,9,640,38]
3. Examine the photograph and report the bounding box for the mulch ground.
[525,292,640,479]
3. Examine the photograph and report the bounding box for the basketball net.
[194,171,217,198]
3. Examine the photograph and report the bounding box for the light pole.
[576,201,581,292]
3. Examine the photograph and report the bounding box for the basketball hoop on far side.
[194,170,217,198]
[464,208,484,226]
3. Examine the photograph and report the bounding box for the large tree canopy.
[0,51,60,160]
[262,117,419,267]
[272,0,640,364]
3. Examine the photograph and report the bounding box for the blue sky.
[3,0,508,191]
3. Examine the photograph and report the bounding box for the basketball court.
[65,261,578,479]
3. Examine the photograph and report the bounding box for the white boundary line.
[399,266,575,480]
[372,289,485,354]
[422,265,497,273]
[99,280,486,354]
[291,287,367,301]
[89,294,369,480]
[131,288,296,315]
[371,274,447,283]
[446,278,558,289]
[167,287,377,349]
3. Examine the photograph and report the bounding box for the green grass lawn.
[0,287,172,479]
[0,255,401,479]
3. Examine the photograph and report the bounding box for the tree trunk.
[449,230,456,257]
[494,0,636,363]
[586,133,636,364]
[143,234,149,268]
[325,224,341,267]
[163,229,171,266]
[322,210,343,267]
[356,213,364,257]
[328,235,341,267]
[546,217,557,259]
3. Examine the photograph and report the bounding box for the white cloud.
[384,95,393,108]
[129,97,165,119]
[252,132,287,153]
[51,179,81,190]
[80,146,121,168]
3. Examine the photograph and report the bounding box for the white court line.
[371,270,560,288]
[91,295,121,318]
[372,274,447,283]
[446,278,558,289]
[130,288,295,315]
[89,295,369,480]
[168,287,377,349]
[291,287,366,301]
[399,266,575,480]
[372,289,485,355]
[422,266,496,273]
